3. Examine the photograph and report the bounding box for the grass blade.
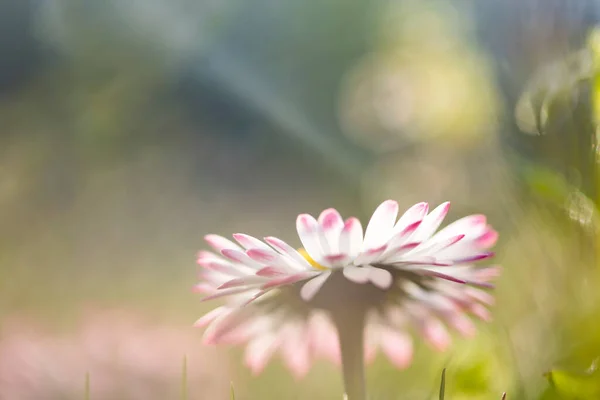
[439,368,446,400]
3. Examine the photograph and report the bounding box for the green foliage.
[541,362,600,400]
[523,165,573,206]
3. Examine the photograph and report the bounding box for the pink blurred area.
[0,309,231,400]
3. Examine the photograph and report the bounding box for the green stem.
[333,313,367,400]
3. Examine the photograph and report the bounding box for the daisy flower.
[194,200,499,398]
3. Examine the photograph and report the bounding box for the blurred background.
[1,0,600,398]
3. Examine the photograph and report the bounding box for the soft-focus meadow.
[1,0,600,399]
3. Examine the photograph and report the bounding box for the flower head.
[195,200,499,376]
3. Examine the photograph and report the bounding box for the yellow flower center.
[297,248,328,270]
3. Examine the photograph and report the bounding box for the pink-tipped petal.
[261,272,315,290]
[245,335,280,375]
[218,276,266,289]
[455,252,495,263]
[201,287,256,302]
[387,220,422,250]
[433,214,487,240]
[469,303,492,321]
[192,283,214,294]
[196,250,220,264]
[221,249,262,270]
[199,259,244,276]
[422,318,451,351]
[324,253,350,267]
[281,326,312,379]
[411,202,450,242]
[264,236,312,270]
[318,208,344,253]
[309,313,340,365]
[363,200,399,250]
[447,314,477,338]
[300,271,331,301]
[202,308,255,345]
[405,234,465,257]
[474,265,502,281]
[354,244,388,266]
[380,329,413,369]
[339,217,364,259]
[256,266,287,277]
[465,287,495,306]
[296,214,327,264]
[205,234,242,252]
[246,248,278,263]
[194,306,228,328]
[233,233,271,250]
[393,202,429,233]
[476,228,499,248]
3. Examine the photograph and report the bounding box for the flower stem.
[333,313,367,400]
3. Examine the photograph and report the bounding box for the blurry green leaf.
[231,382,236,400]
[543,361,600,399]
[522,165,572,205]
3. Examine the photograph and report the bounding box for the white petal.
[220,249,262,270]
[386,221,422,250]
[432,214,487,240]
[362,200,399,250]
[264,236,312,270]
[318,208,344,254]
[281,322,312,379]
[218,275,267,289]
[404,234,465,258]
[354,244,388,266]
[233,233,271,251]
[197,258,245,277]
[247,248,300,271]
[202,307,256,344]
[245,334,280,375]
[300,271,332,301]
[367,266,393,289]
[393,202,428,233]
[339,217,363,259]
[296,214,328,264]
[343,265,370,284]
[324,253,350,268]
[200,287,257,302]
[261,271,319,290]
[411,202,450,242]
[193,306,228,328]
[204,234,243,252]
